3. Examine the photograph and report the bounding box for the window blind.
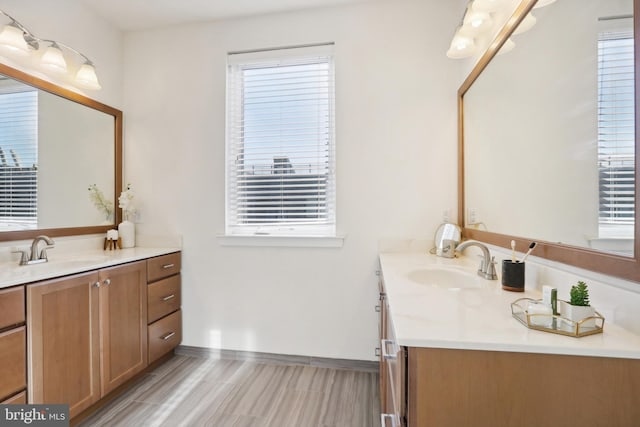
[597,30,635,230]
[0,88,38,228]
[226,45,335,236]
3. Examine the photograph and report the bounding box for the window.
[226,44,336,237]
[597,29,635,238]
[0,86,38,230]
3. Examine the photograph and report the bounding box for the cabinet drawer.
[0,326,26,401]
[147,253,181,283]
[148,310,182,364]
[148,275,181,324]
[0,286,25,331]
[2,390,26,404]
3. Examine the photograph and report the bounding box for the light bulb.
[75,62,101,90]
[0,23,29,55]
[40,43,67,73]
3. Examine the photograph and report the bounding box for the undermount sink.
[406,267,483,290]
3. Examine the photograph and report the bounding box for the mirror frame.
[458,0,640,283]
[0,62,122,242]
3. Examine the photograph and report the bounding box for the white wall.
[0,0,123,108]
[123,0,461,360]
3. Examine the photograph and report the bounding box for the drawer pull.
[381,413,398,427]
[162,263,175,269]
[161,331,176,341]
[162,294,176,302]
[381,339,397,361]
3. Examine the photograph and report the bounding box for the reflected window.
[597,29,634,238]
[0,86,37,230]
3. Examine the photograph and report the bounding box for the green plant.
[570,281,590,306]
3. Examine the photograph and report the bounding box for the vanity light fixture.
[447,0,547,59]
[0,9,101,90]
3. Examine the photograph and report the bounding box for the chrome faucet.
[14,235,55,265]
[456,240,497,280]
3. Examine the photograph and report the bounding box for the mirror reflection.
[0,75,115,232]
[464,0,634,256]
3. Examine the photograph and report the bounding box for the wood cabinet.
[98,262,148,395]
[27,261,147,418]
[146,252,182,364]
[378,272,640,427]
[0,286,26,403]
[382,341,640,427]
[379,276,406,427]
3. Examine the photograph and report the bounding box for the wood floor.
[77,354,381,427]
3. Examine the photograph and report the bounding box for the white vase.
[561,301,596,328]
[118,220,135,248]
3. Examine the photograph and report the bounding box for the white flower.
[119,183,136,218]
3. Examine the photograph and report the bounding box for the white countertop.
[0,247,180,289]
[379,252,640,359]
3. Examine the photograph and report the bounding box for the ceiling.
[78,0,378,31]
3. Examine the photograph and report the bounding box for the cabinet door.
[99,261,148,395]
[27,272,101,418]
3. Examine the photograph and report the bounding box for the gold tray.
[511,298,605,338]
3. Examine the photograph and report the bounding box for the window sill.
[216,234,345,248]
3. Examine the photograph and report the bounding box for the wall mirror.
[459,0,639,282]
[0,63,122,242]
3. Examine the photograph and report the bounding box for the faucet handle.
[12,249,29,265]
[485,256,498,280]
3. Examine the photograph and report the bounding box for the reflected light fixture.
[447,0,553,59]
[497,38,515,55]
[533,0,557,9]
[447,30,477,59]
[0,9,101,90]
[512,13,536,35]
[472,0,507,13]
[463,9,494,33]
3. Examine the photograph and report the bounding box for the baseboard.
[175,345,379,373]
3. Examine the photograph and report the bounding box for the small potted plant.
[562,281,596,327]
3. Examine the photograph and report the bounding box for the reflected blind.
[0,88,38,227]
[597,30,635,227]
[226,45,336,236]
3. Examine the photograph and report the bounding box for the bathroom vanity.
[378,252,640,427]
[0,246,181,422]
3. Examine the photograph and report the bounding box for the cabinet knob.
[92,281,101,288]
[103,279,111,286]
